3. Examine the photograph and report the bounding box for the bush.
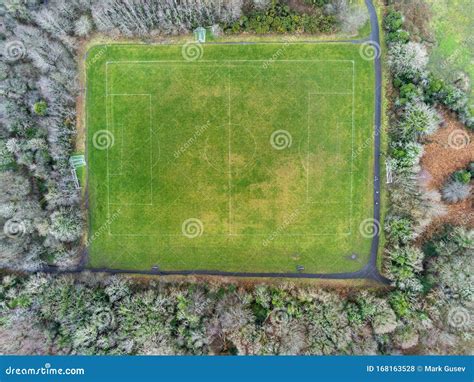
[453,170,471,184]
[386,29,410,44]
[397,82,422,105]
[442,180,471,203]
[33,100,47,116]
[383,9,404,33]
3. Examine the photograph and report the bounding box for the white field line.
[106,59,355,63]
[228,63,232,236]
[105,65,154,225]
[107,94,153,206]
[306,88,355,235]
[350,60,355,236]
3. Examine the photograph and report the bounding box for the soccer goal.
[70,155,86,189]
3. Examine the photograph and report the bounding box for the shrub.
[386,29,410,44]
[383,9,404,33]
[33,100,47,116]
[440,84,469,114]
[397,82,422,105]
[423,74,446,103]
[442,180,471,203]
[453,170,471,184]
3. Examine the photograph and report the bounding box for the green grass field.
[426,0,473,105]
[86,42,375,274]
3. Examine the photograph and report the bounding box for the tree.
[333,0,368,35]
[33,100,47,116]
[387,246,424,293]
[74,15,93,37]
[49,207,82,242]
[442,180,471,203]
[371,300,398,335]
[383,8,404,33]
[384,216,416,245]
[388,42,428,81]
[399,101,440,139]
[390,141,423,173]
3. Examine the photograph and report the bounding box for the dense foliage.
[1,226,471,355]
[383,6,472,261]
[224,0,367,35]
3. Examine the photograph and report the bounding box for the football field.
[86,42,375,274]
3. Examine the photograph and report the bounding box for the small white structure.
[194,27,206,43]
[70,155,86,189]
[385,159,393,184]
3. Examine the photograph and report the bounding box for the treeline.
[0,226,471,355]
[382,7,473,292]
[224,0,367,35]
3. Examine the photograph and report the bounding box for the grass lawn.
[86,42,375,274]
[426,0,474,106]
